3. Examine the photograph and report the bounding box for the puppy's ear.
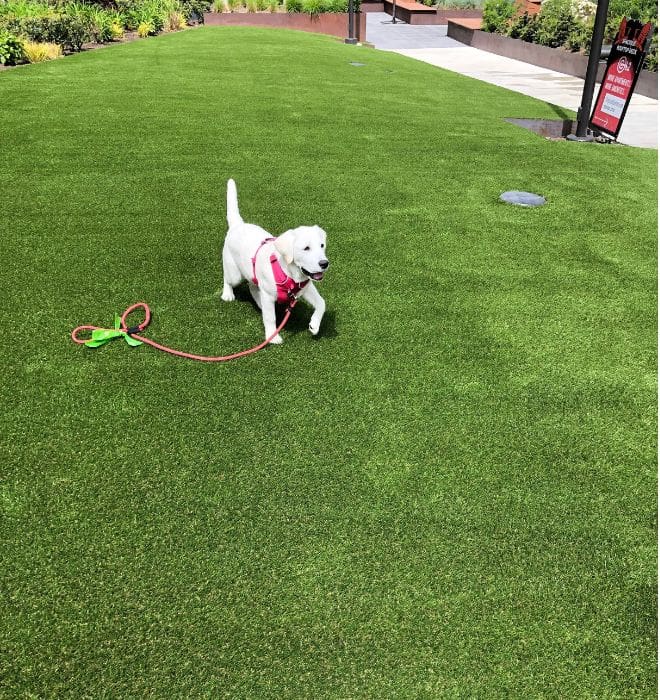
[275,230,296,265]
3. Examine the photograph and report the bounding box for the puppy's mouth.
[302,268,325,281]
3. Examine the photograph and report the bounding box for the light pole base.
[344,38,358,44]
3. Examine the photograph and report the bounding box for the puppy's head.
[275,225,329,281]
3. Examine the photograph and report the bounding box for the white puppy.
[221,179,329,344]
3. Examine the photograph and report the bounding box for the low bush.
[164,9,187,28]
[3,14,91,51]
[119,0,166,32]
[534,0,581,48]
[180,0,212,22]
[109,20,124,38]
[23,39,62,61]
[137,19,155,34]
[436,0,483,8]
[0,1,52,19]
[0,28,24,64]
[507,11,538,41]
[285,0,358,10]
[481,0,515,33]
[483,0,657,71]
[301,0,324,15]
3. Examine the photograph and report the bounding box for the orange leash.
[71,299,299,362]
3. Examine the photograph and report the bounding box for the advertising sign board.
[589,18,654,139]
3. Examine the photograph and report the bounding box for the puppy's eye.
[304,246,311,251]
[321,244,325,248]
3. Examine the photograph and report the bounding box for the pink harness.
[251,238,309,304]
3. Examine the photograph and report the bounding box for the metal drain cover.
[499,191,547,207]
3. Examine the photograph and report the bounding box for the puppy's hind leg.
[221,245,241,302]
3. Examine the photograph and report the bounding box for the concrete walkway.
[366,13,658,149]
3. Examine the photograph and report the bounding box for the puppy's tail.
[226,179,243,229]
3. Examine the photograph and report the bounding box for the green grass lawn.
[1,26,657,698]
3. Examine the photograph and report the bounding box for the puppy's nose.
[319,259,329,270]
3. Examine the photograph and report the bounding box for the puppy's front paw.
[221,286,235,302]
[269,334,284,345]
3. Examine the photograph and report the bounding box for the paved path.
[366,13,658,149]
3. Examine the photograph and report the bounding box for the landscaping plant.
[481,0,515,32]
[301,0,324,16]
[0,27,24,63]
[22,38,62,60]
[136,18,154,33]
[482,0,657,70]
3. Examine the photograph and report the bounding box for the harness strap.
[269,254,309,303]
[251,238,309,304]
[251,237,275,285]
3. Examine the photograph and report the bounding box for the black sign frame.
[589,18,654,139]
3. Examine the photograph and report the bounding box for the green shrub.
[0,1,52,19]
[608,0,656,23]
[302,0,324,15]
[565,19,591,51]
[5,14,91,51]
[481,0,515,33]
[59,14,93,49]
[180,0,212,22]
[534,0,580,48]
[65,3,117,43]
[436,0,482,7]
[0,28,24,64]
[484,0,656,67]
[286,0,303,11]
[507,11,534,40]
[120,0,165,32]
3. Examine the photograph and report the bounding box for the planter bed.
[382,0,482,25]
[448,19,657,99]
[203,11,366,41]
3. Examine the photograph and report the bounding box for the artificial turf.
[0,25,657,698]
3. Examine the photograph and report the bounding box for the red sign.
[589,19,654,139]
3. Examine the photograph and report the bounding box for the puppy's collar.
[251,238,309,304]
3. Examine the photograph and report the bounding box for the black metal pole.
[574,0,610,137]
[392,0,397,23]
[345,0,358,43]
